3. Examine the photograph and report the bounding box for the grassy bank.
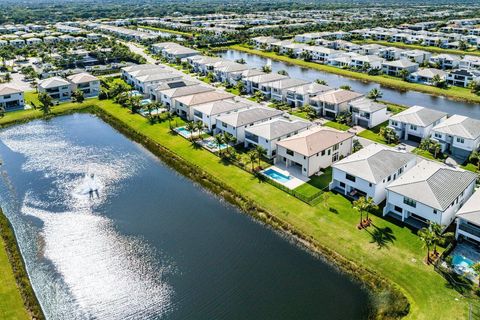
[353,39,480,57]
[228,44,480,104]
[0,98,476,319]
[0,210,44,320]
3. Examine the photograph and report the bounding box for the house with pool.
[330,144,418,204]
[275,127,354,177]
[388,106,447,143]
[149,79,198,101]
[158,84,214,109]
[215,107,284,143]
[244,118,311,158]
[430,115,480,161]
[192,100,251,131]
[456,189,480,244]
[172,91,235,120]
[310,89,363,118]
[383,160,477,228]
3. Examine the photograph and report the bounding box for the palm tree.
[469,151,480,171]
[429,222,443,255]
[254,145,267,167]
[315,79,328,85]
[72,89,85,103]
[185,122,197,141]
[367,88,383,101]
[195,121,204,137]
[261,65,271,73]
[247,150,258,172]
[129,95,142,114]
[222,132,236,155]
[431,74,443,88]
[0,106,5,118]
[38,92,53,115]
[339,85,351,90]
[4,72,11,82]
[214,134,225,156]
[165,112,174,130]
[399,69,409,81]
[353,196,377,228]
[353,139,363,152]
[145,102,156,123]
[472,263,480,287]
[418,227,436,264]
[235,81,245,94]
[303,105,317,120]
[379,127,398,144]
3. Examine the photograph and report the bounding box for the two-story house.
[0,85,24,111]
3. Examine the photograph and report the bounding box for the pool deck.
[449,241,480,281]
[263,164,309,189]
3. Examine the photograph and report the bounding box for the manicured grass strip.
[354,39,480,57]
[138,25,193,37]
[0,97,476,319]
[229,44,480,104]
[357,122,397,146]
[0,210,44,320]
[324,121,350,131]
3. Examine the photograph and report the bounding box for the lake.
[218,50,480,119]
[0,114,370,320]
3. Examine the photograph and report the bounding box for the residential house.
[447,69,480,87]
[382,59,419,77]
[275,127,354,177]
[431,115,480,160]
[157,84,214,108]
[330,144,418,204]
[0,85,24,111]
[244,118,311,158]
[192,100,250,131]
[149,79,198,101]
[67,72,100,97]
[251,36,279,49]
[187,55,224,74]
[38,76,72,101]
[242,73,289,95]
[429,54,461,69]
[303,46,340,63]
[215,107,284,143]
[348,98,389,128]
[383,160,477,227]
[173,91,234,120]
[399,49,432,64]
[456,189,480,244]
[378,47,406,61]
[269,78,309,101]
[285,82,334,107]
[389,106,447,142]
[350,55,384,70]
[213,61,249,84]
[310,89,364,118]
[408,68,447,85]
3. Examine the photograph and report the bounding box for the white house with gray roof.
[431,115,480,160]
[456,189,480,244]
[285,83,333,107]
[348,98,389,128]
[192,100,250,131]
[67,72,100,97]
[38,76,72,101]
[149,79,198,101]
[244,118,311,158]
[388,106,447,143]
[157,84,214,108]
[383,160,477,228]
[330,144,418,204]
[173,91,234,120]
[215,107,284,143]
[268,78,309,101]
[0,84,24,111]
[382,59,419,77]
[242,73,289,95]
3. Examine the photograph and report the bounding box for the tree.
[379,126,399,144]
[277,70,288,76]
[0,106,5,118]
[418,227,436,264]
[399,69,409,81]
[367,88,383,101]
[185,122,197,141]
[472,263,480,287]
[353,196,377,228]
[303,104,317,120]
[353,139,363,152]
[336,111,352,125]
[253,90,265,102]
[129,95,142,113]
[195,121,205,137]
[468,80,480,95]
[38,92,53,115]
[206,71,216,83]
[214,134,225,156]
[235,81,246,94]
[429,222,443,255]
[254,145,267,167]
[458,40,468,51]
[71,89,85,103]
[222,132,236,155]
[261,65,271,73]
[247,150,258,171]
[431,74,445,88]
[315,79,327,85]
[165,112,174,130]
[4,72,11,82]
[339,85,351,90]
[469,151,480,171]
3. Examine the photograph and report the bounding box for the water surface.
[0,114,370,319]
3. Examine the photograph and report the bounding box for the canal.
[0,114,370,320]
[218,50,480,119]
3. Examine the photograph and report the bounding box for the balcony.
[459,223,480,239]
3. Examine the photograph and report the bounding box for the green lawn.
[354,39,480,57]
[290,110,309,119]
[357,121,397,146]
[0,97,476,319]
[294,167,333,199]
[0,235,29,320]
[229,44,480,104]
[323,121,350,131]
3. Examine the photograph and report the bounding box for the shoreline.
[222,44,480,105]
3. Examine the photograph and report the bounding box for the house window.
[398,167,403,175]
[333,144,339,151]
[434,133,442,139]
[340,182,346,188]
[410,125,417,131]
[346,174,356,182]
[457,137,465,143]
[394,206,403,213]
[328,149,331,155]
[433,209,437,214]
[369,183,372,187]
[403,197,416,208]
[387,175,391,182]
[286,149,294,156]
[321,150,326,156]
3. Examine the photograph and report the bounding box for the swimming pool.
[176,127,191,136]
[452,254,474,268]
[205,140,227,150]
[263,168,291,183]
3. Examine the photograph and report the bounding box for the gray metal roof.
[333,144,417,184]
[457,189,480,225]
[390,105,447,127]
[387,160,478,211]
[349,98,387,113]
[432,115,480,140]
[245,118,310,140]
[216,107,283,127]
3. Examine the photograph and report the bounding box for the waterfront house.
[382,59,419,77]
[251,36,279,50]
[269,78,309,102]
[408,68,447,85]
[456,189,480,244]
[158,84,214,108]
[378,47,406,61]
[213,61,249,85]
[67,72,100,98]
[446,69,480,87]
[242,73,289,95]
[388,106,447,142]
[431,115,480,160]
[330,144,418,204]
[172,90,234,120]
[383,160,477,228]
[149,79,198,101]
[0,84,24,111]
[348,98,389,128]
[38,76,72,101]
[303,46,340,63]
[244,118,311,158]
[310,89,364,118]
[400,49,432,64]
[134,71,183,94]
[429,54,461,69]
[285,82,334,107]
[215,107,284,143]
[121,64,166,86]
[187,55,224,75]
[350,55,384,70]
[192,100,251,132]
[275,127,354,177]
